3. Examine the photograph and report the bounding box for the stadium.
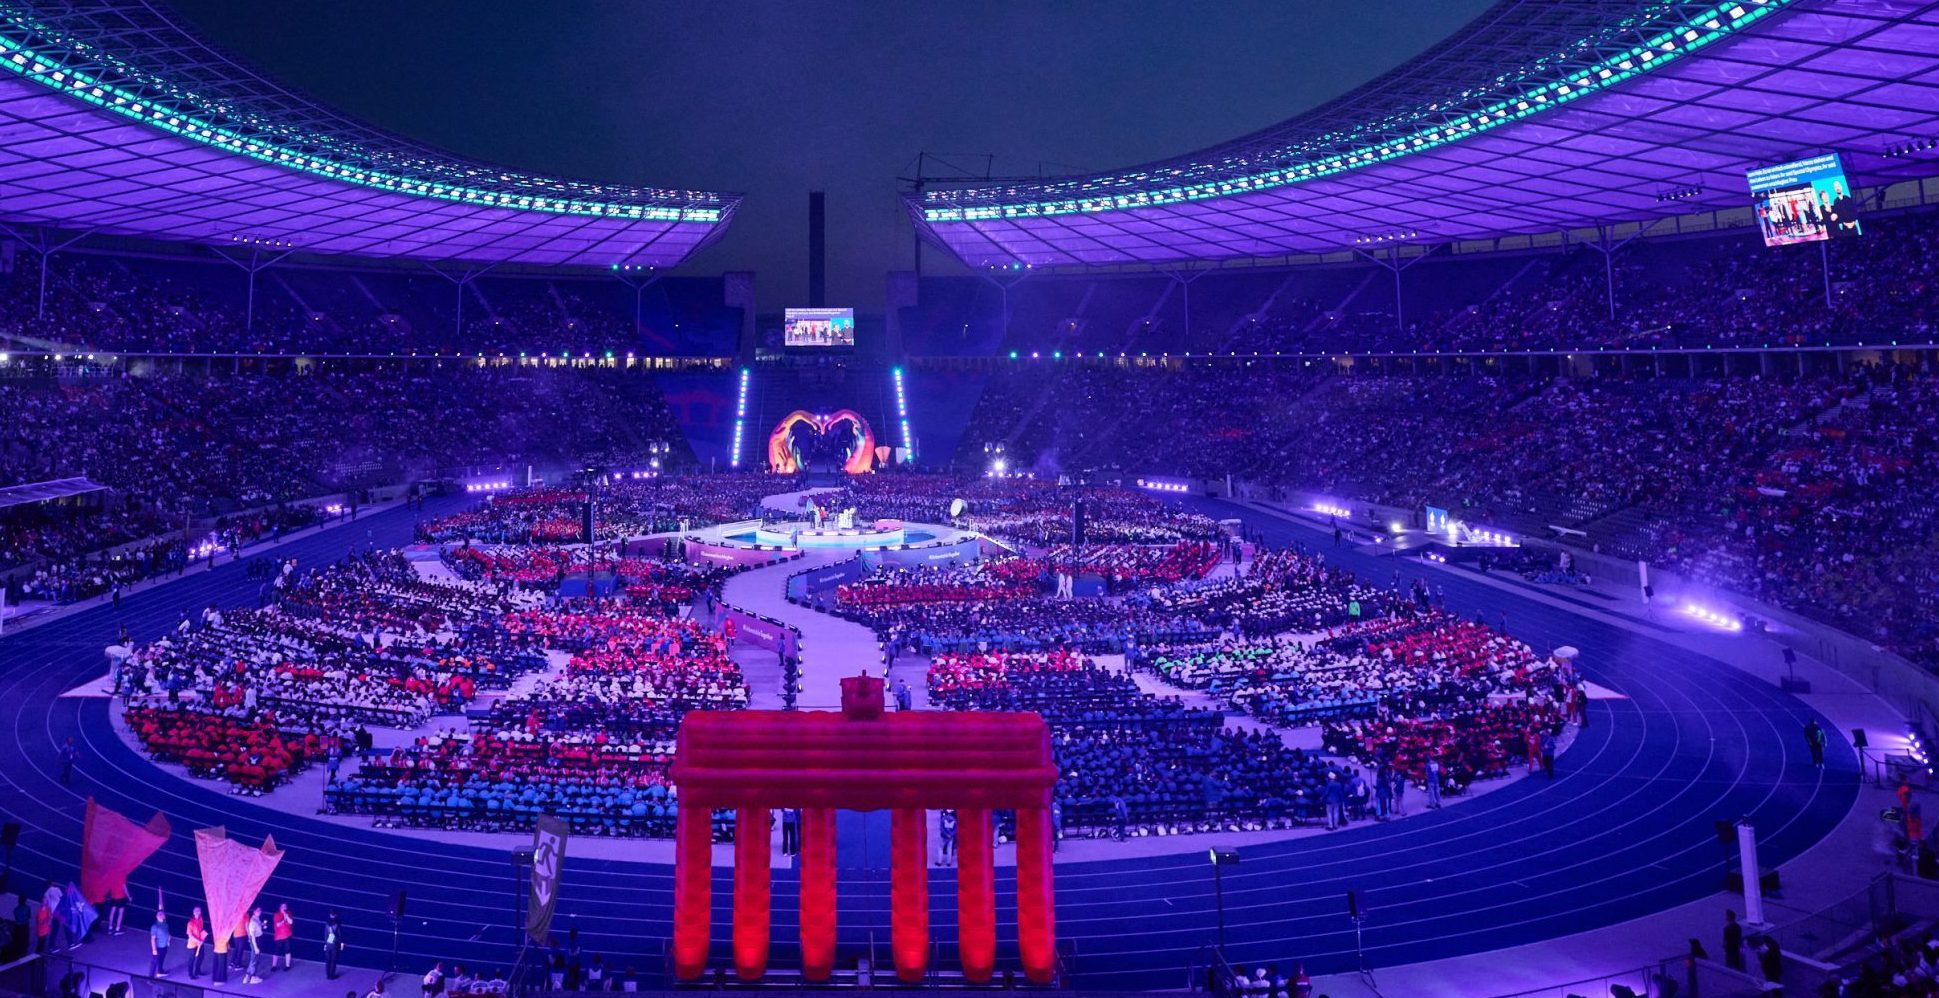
[0,1,1936,996]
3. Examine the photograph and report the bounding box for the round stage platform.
[690,517,980,555]
[745,522,917,548]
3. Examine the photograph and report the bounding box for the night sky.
[166,1,1493,309]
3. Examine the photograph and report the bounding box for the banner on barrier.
[527,814,569,943]
[862,538,981,570]
[726,608,799,658]
[685,540,788,570]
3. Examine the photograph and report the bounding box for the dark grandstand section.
[896,205,1939,358]
[0,250,745,358]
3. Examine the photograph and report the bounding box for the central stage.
[745,521,915,548]
[680,517,989,569]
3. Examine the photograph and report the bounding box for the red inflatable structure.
[669,676,1058,985]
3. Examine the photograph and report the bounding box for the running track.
[0,495,1857,989]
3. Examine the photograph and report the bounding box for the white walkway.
[719,548,885,710]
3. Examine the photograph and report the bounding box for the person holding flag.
[186,907,209,978]
[60,882,96,950]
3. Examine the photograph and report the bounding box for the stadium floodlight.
[1682,603,1744,632]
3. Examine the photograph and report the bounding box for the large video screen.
[1746,153,1862,247]
[784,307,855,348]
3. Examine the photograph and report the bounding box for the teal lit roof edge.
[0,7,732,225]
[921,0,1797,224]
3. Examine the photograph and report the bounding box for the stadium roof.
[910,0,1939,267]
[0,1,739,269]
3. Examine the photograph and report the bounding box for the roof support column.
[214,244,294,336]
[979,268,1029,347]
[1162,268,1211,349]
[1354,244,1433,339]
[1821,240,1833,310]
[428,263,498,346]
[613,266,662,353]
[1579,220,1662,321]
[0,224,94,320]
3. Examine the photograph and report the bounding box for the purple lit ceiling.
[0,4,738,269]
[0,77,735,267]
[912,0,1939,267]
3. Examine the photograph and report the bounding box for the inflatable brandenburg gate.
[668,676,1059,984]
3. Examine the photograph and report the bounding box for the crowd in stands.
[106,524,753,837]
[325,607,743,836]
[835,557,1043,609]
[416,474,779,544]
[1650,363,1939,667]
[117,550,546,791]
[927,650,1363,835]
[1833,929,1939,998]
[966,359,1939,668]
[1125,545,1577,786]
[1040,541,1222,585]
[905,209,1939,357]
[442,544,723,607]
[1134,548,1393,635]
[0,253,739,357]
[838,560,1215,655]
[0,363,692,582]
[1,501,171,574]
[11,507,328,604]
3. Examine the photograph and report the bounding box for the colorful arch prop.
[765,410,877,475]
[669,676,1058,984]
[80,798,171,904]
[194,827,284,984]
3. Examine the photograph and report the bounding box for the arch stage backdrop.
[668,676,1058,985]
[766,409,877,475]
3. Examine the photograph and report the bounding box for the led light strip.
[891,366,912,461]
[730,368,751,467]
[0,16,724,224]
[923,0,1790,224]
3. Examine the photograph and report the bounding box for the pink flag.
[80,798,171,905]
[194,827,284,954]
